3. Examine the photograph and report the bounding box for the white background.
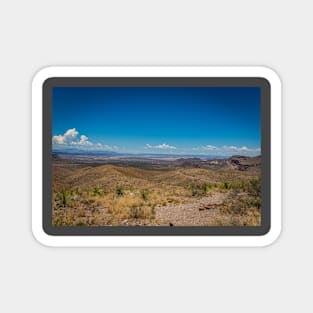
[0,0,311,312]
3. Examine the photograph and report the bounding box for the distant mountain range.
[53,149,261,172]
[52,149,247,160]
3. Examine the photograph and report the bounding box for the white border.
[32,66,282,247]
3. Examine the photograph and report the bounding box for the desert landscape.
[52,153,261,227]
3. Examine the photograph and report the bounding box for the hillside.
[52,160,261,227]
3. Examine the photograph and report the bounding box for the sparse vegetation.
[140,190,149,201]
[201,183,213,193]
[52,156,261,227]
[55,190,72,208]
[90,186,104,196]
[221,181,232,190]
[248,178,261,196]
[115,186,125,197]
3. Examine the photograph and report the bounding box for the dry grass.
[52,163,261,226]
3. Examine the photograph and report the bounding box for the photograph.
[52,86,262,227]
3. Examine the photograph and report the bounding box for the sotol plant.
[140,190,149,201]
[55,190,71,207]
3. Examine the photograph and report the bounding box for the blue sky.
[52,86,261,156]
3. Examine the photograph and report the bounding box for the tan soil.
[155,192,229,226]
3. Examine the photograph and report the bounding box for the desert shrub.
[70,187,82,196]
[115,186,125,197]
[191,189,201,197]
[248,178,261,196]
[220,194,261,217]
[186,183,193,190]
[129,205,155,219]
[54,188,85,208]
[233,180,246,192]
[186,183,205,196]
[186,183,195,195]
[129,206,144,219]
[55,190,71,207]
[247,196,261,209]
[108,193,156,220]
[201,183,213,193]
[221,181,232,190]
[90,186,104,196]
[140,190,149,201]
[110,195,141,216]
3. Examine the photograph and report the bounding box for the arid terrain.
[52,154,261,227]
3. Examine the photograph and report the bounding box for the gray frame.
[43,77,270,236]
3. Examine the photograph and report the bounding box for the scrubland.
[52,159,261,227]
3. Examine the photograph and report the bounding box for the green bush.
[115,187,125,197]
[186,183,213,196]
[141,190,149,201]
[55,190,71,207]
[248,178,261,196]
[201,183,213,193]
[221,181,232,190]
[90,186,104,196]
[251,197,261,209]
[70,188,82,196]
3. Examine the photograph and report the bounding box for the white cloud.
[191,144,260,156]
[196,145,217,150]
[205,145,217,150]
[64,128,79,141]
[78,135,92,145]
[146,143,176,150]
[52,130,259,156]
[223,145,248,151]
[52,128,79,145]
[222,146,260,153]
[192,145,217,151]
[52,128,118,151]
[52,135,65,145]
